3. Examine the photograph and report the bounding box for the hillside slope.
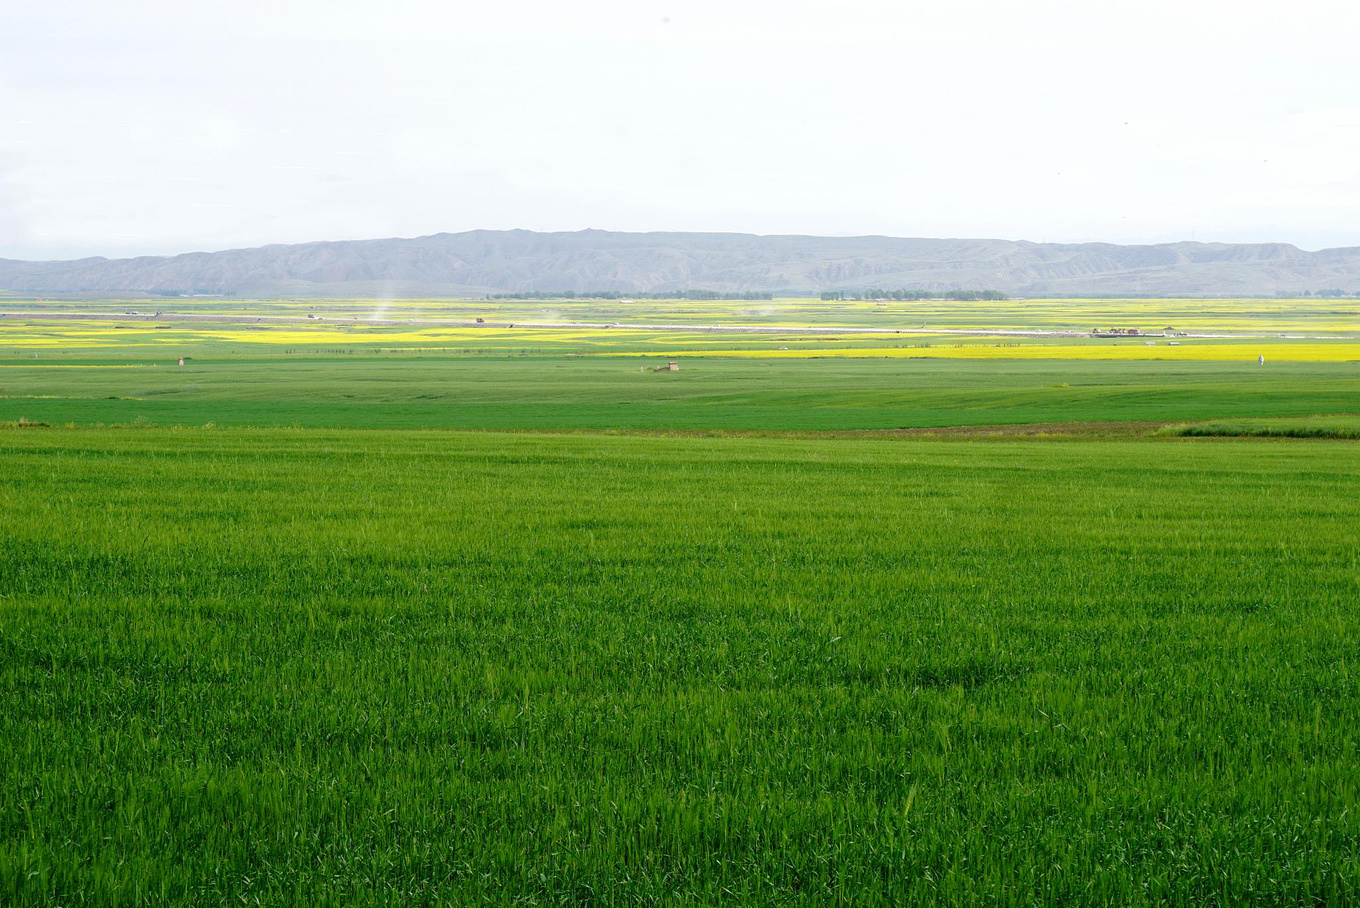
[2,229,1357,297]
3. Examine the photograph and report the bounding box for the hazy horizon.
[6,227,1360,267]
[4,0,1359,260]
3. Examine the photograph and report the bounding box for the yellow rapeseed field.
[650,343,1359,362]
[2,295,1356,362]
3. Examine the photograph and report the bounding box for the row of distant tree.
[820,290,1009,301]
[484,290,775,300]
[1275,289,1357,298]
[145,289,237,297]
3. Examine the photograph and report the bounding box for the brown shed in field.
[668,361,679,371]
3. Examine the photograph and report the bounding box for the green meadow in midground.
[3,355,1358,430]
[3,428,1359,905]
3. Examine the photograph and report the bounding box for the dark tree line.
[485,290,775,301]
[820,289,1009,301]
[1277,289,1357,298]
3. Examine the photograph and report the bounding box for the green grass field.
[2,298,1359,904]
[3,357,1358,432]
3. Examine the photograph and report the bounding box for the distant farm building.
[653,361,680,372]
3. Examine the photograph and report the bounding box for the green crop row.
[3,428,1358,905]
[3,356,1358,432]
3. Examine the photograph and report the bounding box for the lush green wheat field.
[4,356,1359,431]
[3,428,1359,905]
[3,297,1359,904]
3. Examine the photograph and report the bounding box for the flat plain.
[1,296,1358,905]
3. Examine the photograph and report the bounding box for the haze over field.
[3,230,1360,297]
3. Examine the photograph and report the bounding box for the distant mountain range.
[2,229,1358,297]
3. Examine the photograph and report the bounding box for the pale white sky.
[2,0,1358,259]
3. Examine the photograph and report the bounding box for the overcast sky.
[2,0,1358,260]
